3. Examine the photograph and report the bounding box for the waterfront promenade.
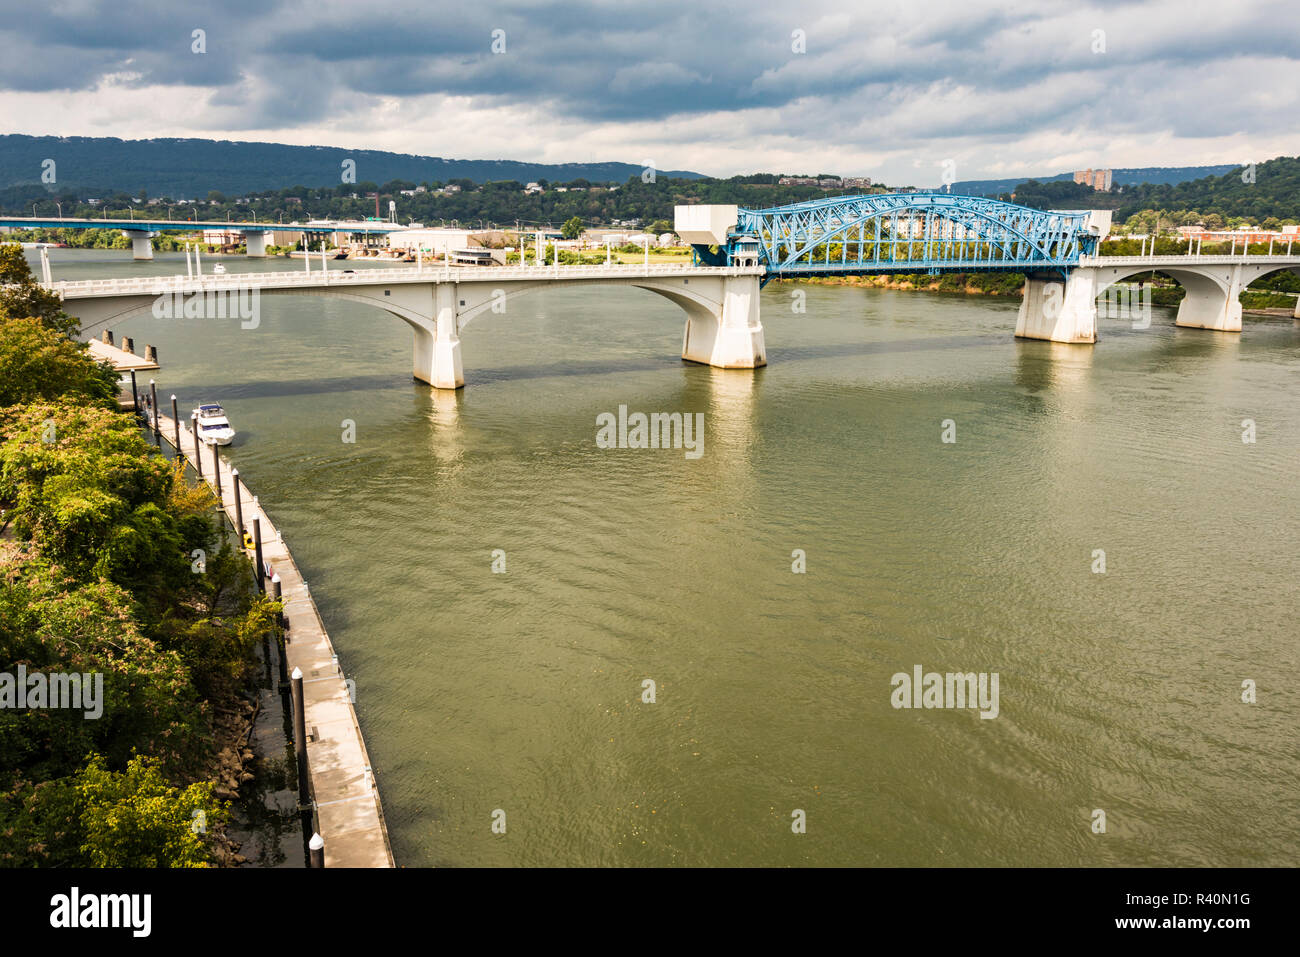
[155,409,394,868]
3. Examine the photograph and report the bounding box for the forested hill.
[0,134,705,197]
[1006,156,1300,222]
[950,165,1237,197]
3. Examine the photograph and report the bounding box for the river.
[36,248,1300,866]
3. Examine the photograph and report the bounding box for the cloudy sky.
[1,0,1297,184]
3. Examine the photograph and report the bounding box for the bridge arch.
[1088,261,1300,332]
[455,275,730,329]
[735,192,1098,276]
[453,273,765,378]
[67,287,436,339]
[61,271,766,392]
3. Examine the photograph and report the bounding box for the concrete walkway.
[155,410,395,868]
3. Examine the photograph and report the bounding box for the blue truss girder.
[734,192,1094,277]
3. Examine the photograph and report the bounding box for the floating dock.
[155,410,394,868]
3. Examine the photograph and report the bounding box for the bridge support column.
[124,230,154,261]
[681,273,766,368]
[244,230,269,257]
[413,284,464,389]
[1175,264,1242,332]
[1015,270,1097,343]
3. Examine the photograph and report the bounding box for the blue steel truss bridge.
[686,191,1102,279]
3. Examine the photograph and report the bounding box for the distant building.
[202,229,243,245]
[818,177,842,188]
[843,177,872,189]
[384,227,505,263]
[778,176,820,186]
[524,182,544,194]
[1073,168,1113,192]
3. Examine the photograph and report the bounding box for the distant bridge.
[0,216,407,259]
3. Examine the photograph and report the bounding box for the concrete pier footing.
[680,273,767,368]
[244,230,269,257]
[412,283,464,388]
[124,230,154,260]
[1015,271,1098,343]
[1172,264,1243,332]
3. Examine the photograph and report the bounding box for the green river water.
[40,249,1300,866]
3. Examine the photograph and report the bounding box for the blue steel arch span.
[708,192,1099,279]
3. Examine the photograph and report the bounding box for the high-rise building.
[1073,169,1113,191]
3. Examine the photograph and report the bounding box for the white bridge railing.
[1081,254,1300,267]
[50,262,765,298]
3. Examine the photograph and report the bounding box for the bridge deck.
[1,216,404,234]
[156,411,394,868]
[50,262,765,298]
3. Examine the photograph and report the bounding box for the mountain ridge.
[0,134,706,197]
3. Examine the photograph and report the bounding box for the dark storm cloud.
[0,0,1296,146]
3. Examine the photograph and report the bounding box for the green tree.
[0,315,118,408]
[0,243,78,336]
[561,216,584,240]
[76,753,227,867]
[0,565,199,780]
[0,401,208,603]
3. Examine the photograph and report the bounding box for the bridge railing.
[1082,253,1300,266]
[48,262,765,296]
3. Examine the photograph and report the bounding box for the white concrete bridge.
[1016,254,1300,342]
[49,262,768,389]
[44,251,1300,390]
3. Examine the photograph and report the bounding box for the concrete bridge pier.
[680,273,767,368]
[244,230,269,258]
[123,229,154,261]
[1174,264,1243,332]
[413,283,464,389]
[1015,270,1097,343]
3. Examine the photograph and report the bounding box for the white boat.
[193,403,236,446]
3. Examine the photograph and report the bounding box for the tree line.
[0,245,277,866]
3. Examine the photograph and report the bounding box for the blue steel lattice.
[731,192,1096,277]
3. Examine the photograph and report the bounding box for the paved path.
[156,410,395,868]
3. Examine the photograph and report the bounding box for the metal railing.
[1081,254,1300,266]
[49,261,765,297]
